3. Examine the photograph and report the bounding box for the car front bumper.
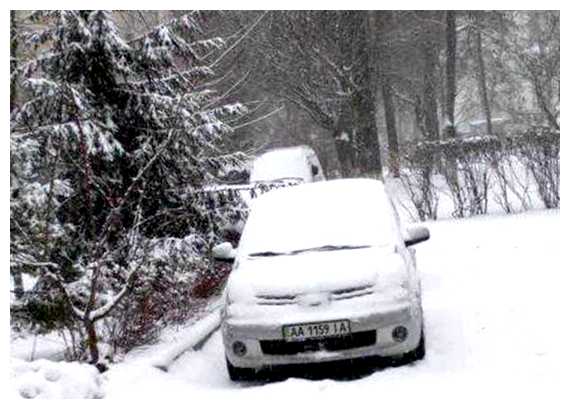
[222,299,423,369]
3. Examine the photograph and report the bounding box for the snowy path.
[103,210,565,404]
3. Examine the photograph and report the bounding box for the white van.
[249,145,325,184]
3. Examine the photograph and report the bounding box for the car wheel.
[411,330,426,360]
[401,329,426,363]
[226,357,256,382]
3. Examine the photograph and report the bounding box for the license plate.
[282,320,351,342]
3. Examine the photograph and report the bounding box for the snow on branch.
[87,265,139,322]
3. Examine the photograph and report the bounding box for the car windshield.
[239,179,398,257]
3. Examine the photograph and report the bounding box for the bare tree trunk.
[352,11,382,176]
[423,39,440,141]
[85,319,100,365]
[527,11,559,130]
[373,11,399,177]
[352,86,382,176]
[333,102,356,177]
[473,14,493,135]
[76,117,96,239]
[444,10,457,139]
[532,73,560,130]
[380,79,399,177]
[442,11,461,198]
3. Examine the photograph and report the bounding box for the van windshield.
[249,147,318,183]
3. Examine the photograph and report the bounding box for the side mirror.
[404,226,430,247]
[212,242,237,263]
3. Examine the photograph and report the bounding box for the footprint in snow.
[44,368,61,382]
[19,384,41,399]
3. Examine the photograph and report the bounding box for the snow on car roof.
[238,178,400,256]
[249,145,317,183]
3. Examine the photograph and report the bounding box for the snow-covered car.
[214,178,430,381]
[249,145,325,184]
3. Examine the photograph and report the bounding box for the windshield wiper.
[248,251,287,257]
[249,245,371,258]
[290,244,371,255]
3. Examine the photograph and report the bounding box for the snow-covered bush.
[94,234,209,352]
[399,144,439,221]
[399,127,559,220]
[515,127,559,209]
[436,138,493,218]
[491,141,535,214]
[398,165,439,221]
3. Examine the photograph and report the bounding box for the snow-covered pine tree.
[11,10,247,368]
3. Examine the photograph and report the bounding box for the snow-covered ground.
[10,207,565,403]
[99,209,564,404]
[10,358,104,399]
[11,332,67,362]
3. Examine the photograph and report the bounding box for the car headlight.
[392,325,408,342]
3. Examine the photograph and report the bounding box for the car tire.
[226,357,256,382]
[411,330,426,360]
[401,328,426,363]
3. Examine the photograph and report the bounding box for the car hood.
[226,245,406,301]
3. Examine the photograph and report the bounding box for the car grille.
[330,285,374,301]
[256,285,374,306]
[259,330,377,355]
[256,294,297,306]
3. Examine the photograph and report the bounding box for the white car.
[214,178,430,381]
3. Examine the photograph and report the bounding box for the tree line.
[202,10,559,178]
